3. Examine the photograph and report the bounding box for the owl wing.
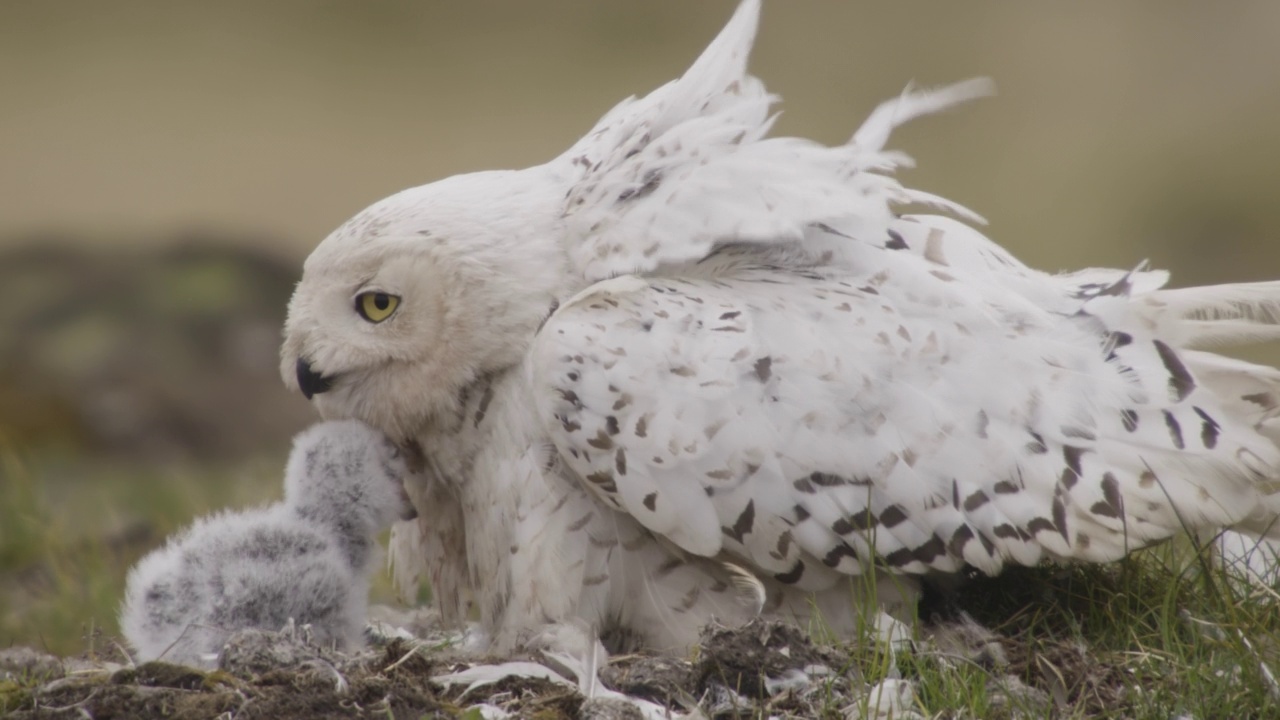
[528,244,1280,591]
[554,0,991,284]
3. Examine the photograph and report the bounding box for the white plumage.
[119,420,416,667]
[279,0,1280,655]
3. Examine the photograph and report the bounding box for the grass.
[845,545,1280,719]
[3,435,1279,717]
[787,529,1280,718]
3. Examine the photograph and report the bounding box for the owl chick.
[119,420,417,667]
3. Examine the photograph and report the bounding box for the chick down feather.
[119,420,416,667]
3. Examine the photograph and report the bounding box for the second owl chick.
[119,420,418,667]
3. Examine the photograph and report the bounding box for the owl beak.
[296,357,334,399]
[399,488,419,521]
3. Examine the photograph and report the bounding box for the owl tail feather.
[1142,281,1280,450]
[1147,280,1280,349]
[1146,281,1280,547]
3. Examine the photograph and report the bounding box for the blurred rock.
[0,237,314,461]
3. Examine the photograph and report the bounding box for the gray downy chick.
[119,419,418,667]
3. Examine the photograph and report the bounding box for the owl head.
[279,170,570,441]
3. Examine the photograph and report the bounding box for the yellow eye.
[356,292,400,323]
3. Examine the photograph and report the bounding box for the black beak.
[400,492,419,521]
[296,357,334,400]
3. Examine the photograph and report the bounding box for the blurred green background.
[1,1,1279,656]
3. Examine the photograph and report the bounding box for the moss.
[199,669,243,691]
[0,680,34,715]
[132,661,211,690]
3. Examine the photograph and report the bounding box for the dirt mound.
[0,618,883,719]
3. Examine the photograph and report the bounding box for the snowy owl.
[280,0,1280,654]
[120,420,416,667]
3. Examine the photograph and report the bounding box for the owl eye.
[356,292,400,323]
